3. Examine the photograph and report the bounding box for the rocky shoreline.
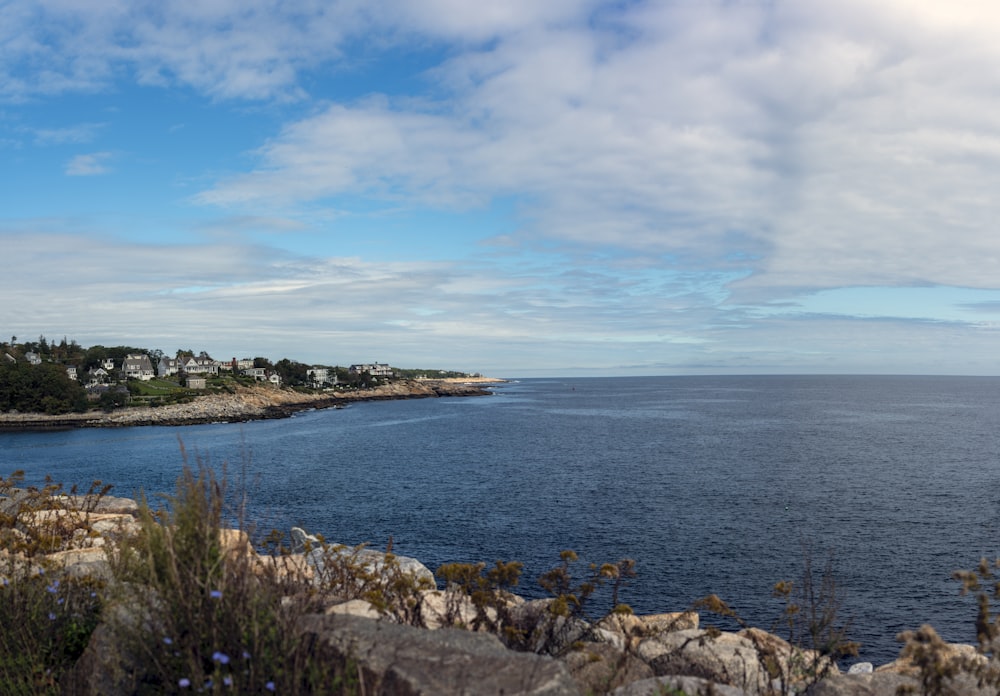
[0,378,498,431]
[3,488,988,695]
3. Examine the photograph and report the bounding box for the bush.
[107,464,353,694]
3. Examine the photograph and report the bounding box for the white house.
[242,367,268,380]
[349,363,393,378]
[307,367,336,387]
[87,367,109,385]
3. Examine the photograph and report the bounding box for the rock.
[325,598,383,620]
[804,672,920,696]
[611,674,749,695]
[419,587,491,630]
[560,641,654,694]
[291,527,436,588]
[508,598,594,655]
[296,613,580,695]
[847,662,873,674]
[737,626,839,689]
[637,628,769,695]
[47,547,112,580]
[53,494,139,515]
[639,611,700,634]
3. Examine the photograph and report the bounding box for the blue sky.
[4,0,1000,377]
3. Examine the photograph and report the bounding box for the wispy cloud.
[65,152,112,176]
[34,122,106,145]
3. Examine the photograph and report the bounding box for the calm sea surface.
[3,375,1000,664]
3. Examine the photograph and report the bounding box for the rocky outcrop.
[4,488,994,696]
[297,613,580,695]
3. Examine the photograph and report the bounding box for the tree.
[0,361,87,414]
[274,359,308,387]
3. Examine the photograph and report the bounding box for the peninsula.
[0,378,502,430]
[1,336,503,430]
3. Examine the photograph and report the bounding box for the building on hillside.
[242,367,268,381]
[87,367,109,385]
[186,376,207,390]
[268,373,282,386]
[180,357,219,376]
[25,352,42,365]
[66,365,78,381]
[306,367,336,387]
[349,363,393,378]
[102,358,115,371]
[122,353,155,381]
[158,357,180,377]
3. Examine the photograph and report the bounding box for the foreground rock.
[298,613,579,695]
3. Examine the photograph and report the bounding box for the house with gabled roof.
[122,353,155,381]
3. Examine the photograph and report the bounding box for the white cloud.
[188,1,1000,299]
[65,151,112,175]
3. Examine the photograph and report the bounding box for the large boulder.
[637,628,769,695]
[296,613,580,695]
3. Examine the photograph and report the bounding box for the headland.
[0,378,502,430]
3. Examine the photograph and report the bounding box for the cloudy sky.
[4,1,1000,376]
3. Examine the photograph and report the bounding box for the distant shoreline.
[0,378,502,431]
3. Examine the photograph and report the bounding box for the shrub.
[0,472,106,694]
[107,464,353,694]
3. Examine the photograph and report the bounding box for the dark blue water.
[3,375,1000,665]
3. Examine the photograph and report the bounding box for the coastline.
[0,378,501,431]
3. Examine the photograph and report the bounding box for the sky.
[4,1,1000,377]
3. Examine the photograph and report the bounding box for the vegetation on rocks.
[3,459,999,695]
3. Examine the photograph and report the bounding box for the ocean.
[3,374,1000,665]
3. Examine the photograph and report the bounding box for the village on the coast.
[0,336,496,424]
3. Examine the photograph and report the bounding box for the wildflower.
[178,678,191,688]
[242,650,251,660]
[48,612,57,621]
[265,682,276,692]
[223,676,233,687]
[163,637,173,645]
[46,580,60,593]
[212,651,230,665]
[209,589,223,599]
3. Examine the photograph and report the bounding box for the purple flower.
[265,682,276,692]
[46,580,60,593]
[242,650,251,660]
[178,678,191,688]
[48,612,57,621]
[212,651,230,665]
[163,637,173,645]
[209,589,223,599]
[223,676,233,687]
